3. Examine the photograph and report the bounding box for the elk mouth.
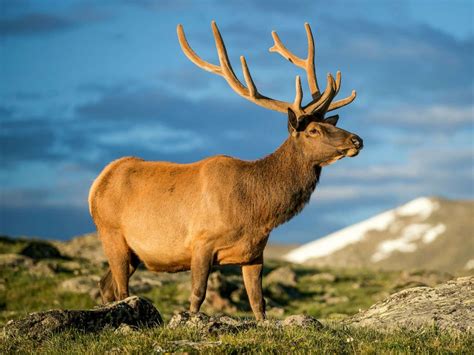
[319,146,362,166]
[344,148,360,157]
[341,142,363,157]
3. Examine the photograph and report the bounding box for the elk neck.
[238,137,321,232]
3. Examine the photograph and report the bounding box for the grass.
[1,237,472,353]
[2,323,472,353]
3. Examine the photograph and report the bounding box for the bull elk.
[89,21,362,320]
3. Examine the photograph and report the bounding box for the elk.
[89,21,362,320]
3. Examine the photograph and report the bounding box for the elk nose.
[350,135,363,149]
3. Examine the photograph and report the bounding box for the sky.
[1,0,473,243]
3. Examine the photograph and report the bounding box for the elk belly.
[123,228,192,273]
[215,233,269,265]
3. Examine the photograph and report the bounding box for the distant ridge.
[285,197,474,272]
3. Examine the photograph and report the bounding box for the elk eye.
[309,128,319,135]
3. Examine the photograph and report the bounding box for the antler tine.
[334,71,341,95]
[240,56,257,97]
[304,23,320,99]
[294,75,303,109]
[178,21,306,116]
[327,90,357,112]
[211,21,248,95]
[269,31,305,67]
[177,24,221,74]
[269,23,320,100]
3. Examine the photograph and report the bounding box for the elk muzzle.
[345,134,363,157]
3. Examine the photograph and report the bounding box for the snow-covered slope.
[284,197,473,272]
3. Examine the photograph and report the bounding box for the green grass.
[2,323,472,354]
[1,237,472,353]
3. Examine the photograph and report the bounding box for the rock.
[309,272,337,283]
[205,291,237,313]
[129,273,163,294]
[282,315,323,329]
[20,241,62,260]
[265,282,300,303]
[263,266,300,303]
[347,276,474,333]
[29,261,56,277]
[54,233,106,265]
[60,276,102,301]
[4,296,163,340]
[264,266,297,287]
[60,261,84,273]
[230,287,247,304]
[114,323,137,335]
[168,311,254,333]
[392,270,453,291]
[60,276,100,294]
[168,311,211,329]
[0,254,33,269]
[323,295,349,305]
[204,271,241,313]
[267,306,285,317]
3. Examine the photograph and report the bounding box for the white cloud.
[374,104,473,129]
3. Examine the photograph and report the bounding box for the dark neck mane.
[238,138,321,231]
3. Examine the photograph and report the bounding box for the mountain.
[284,197,474,272]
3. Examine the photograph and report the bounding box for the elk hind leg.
[99,251,141,303]
[99,228,134,301]
[99,269,116,303]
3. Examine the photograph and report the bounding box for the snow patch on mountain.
[284,210,395,263]
[371,223,446,262]
[285,197,440,264]
[397,197,440,219]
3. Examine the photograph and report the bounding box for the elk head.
[177,21,362,166]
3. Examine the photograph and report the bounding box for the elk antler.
[270,23,356,114]
[177,21,305,116]
[177,21,356,120]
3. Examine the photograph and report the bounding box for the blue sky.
[1,0,473,242]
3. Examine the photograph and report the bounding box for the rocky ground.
[0,235,473,353]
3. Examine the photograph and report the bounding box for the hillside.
[285,197,474,272]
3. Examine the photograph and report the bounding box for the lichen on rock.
[346,276,474,333]
[4,296,163,340]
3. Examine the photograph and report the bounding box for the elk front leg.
[189,248,213,313]
[242,263,266,320]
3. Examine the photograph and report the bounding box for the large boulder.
[4,296,163,340]
[347,276,473,333]
[20,241,62,260]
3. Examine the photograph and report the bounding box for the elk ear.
[287,108,299,133]
[324,115,339,126]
